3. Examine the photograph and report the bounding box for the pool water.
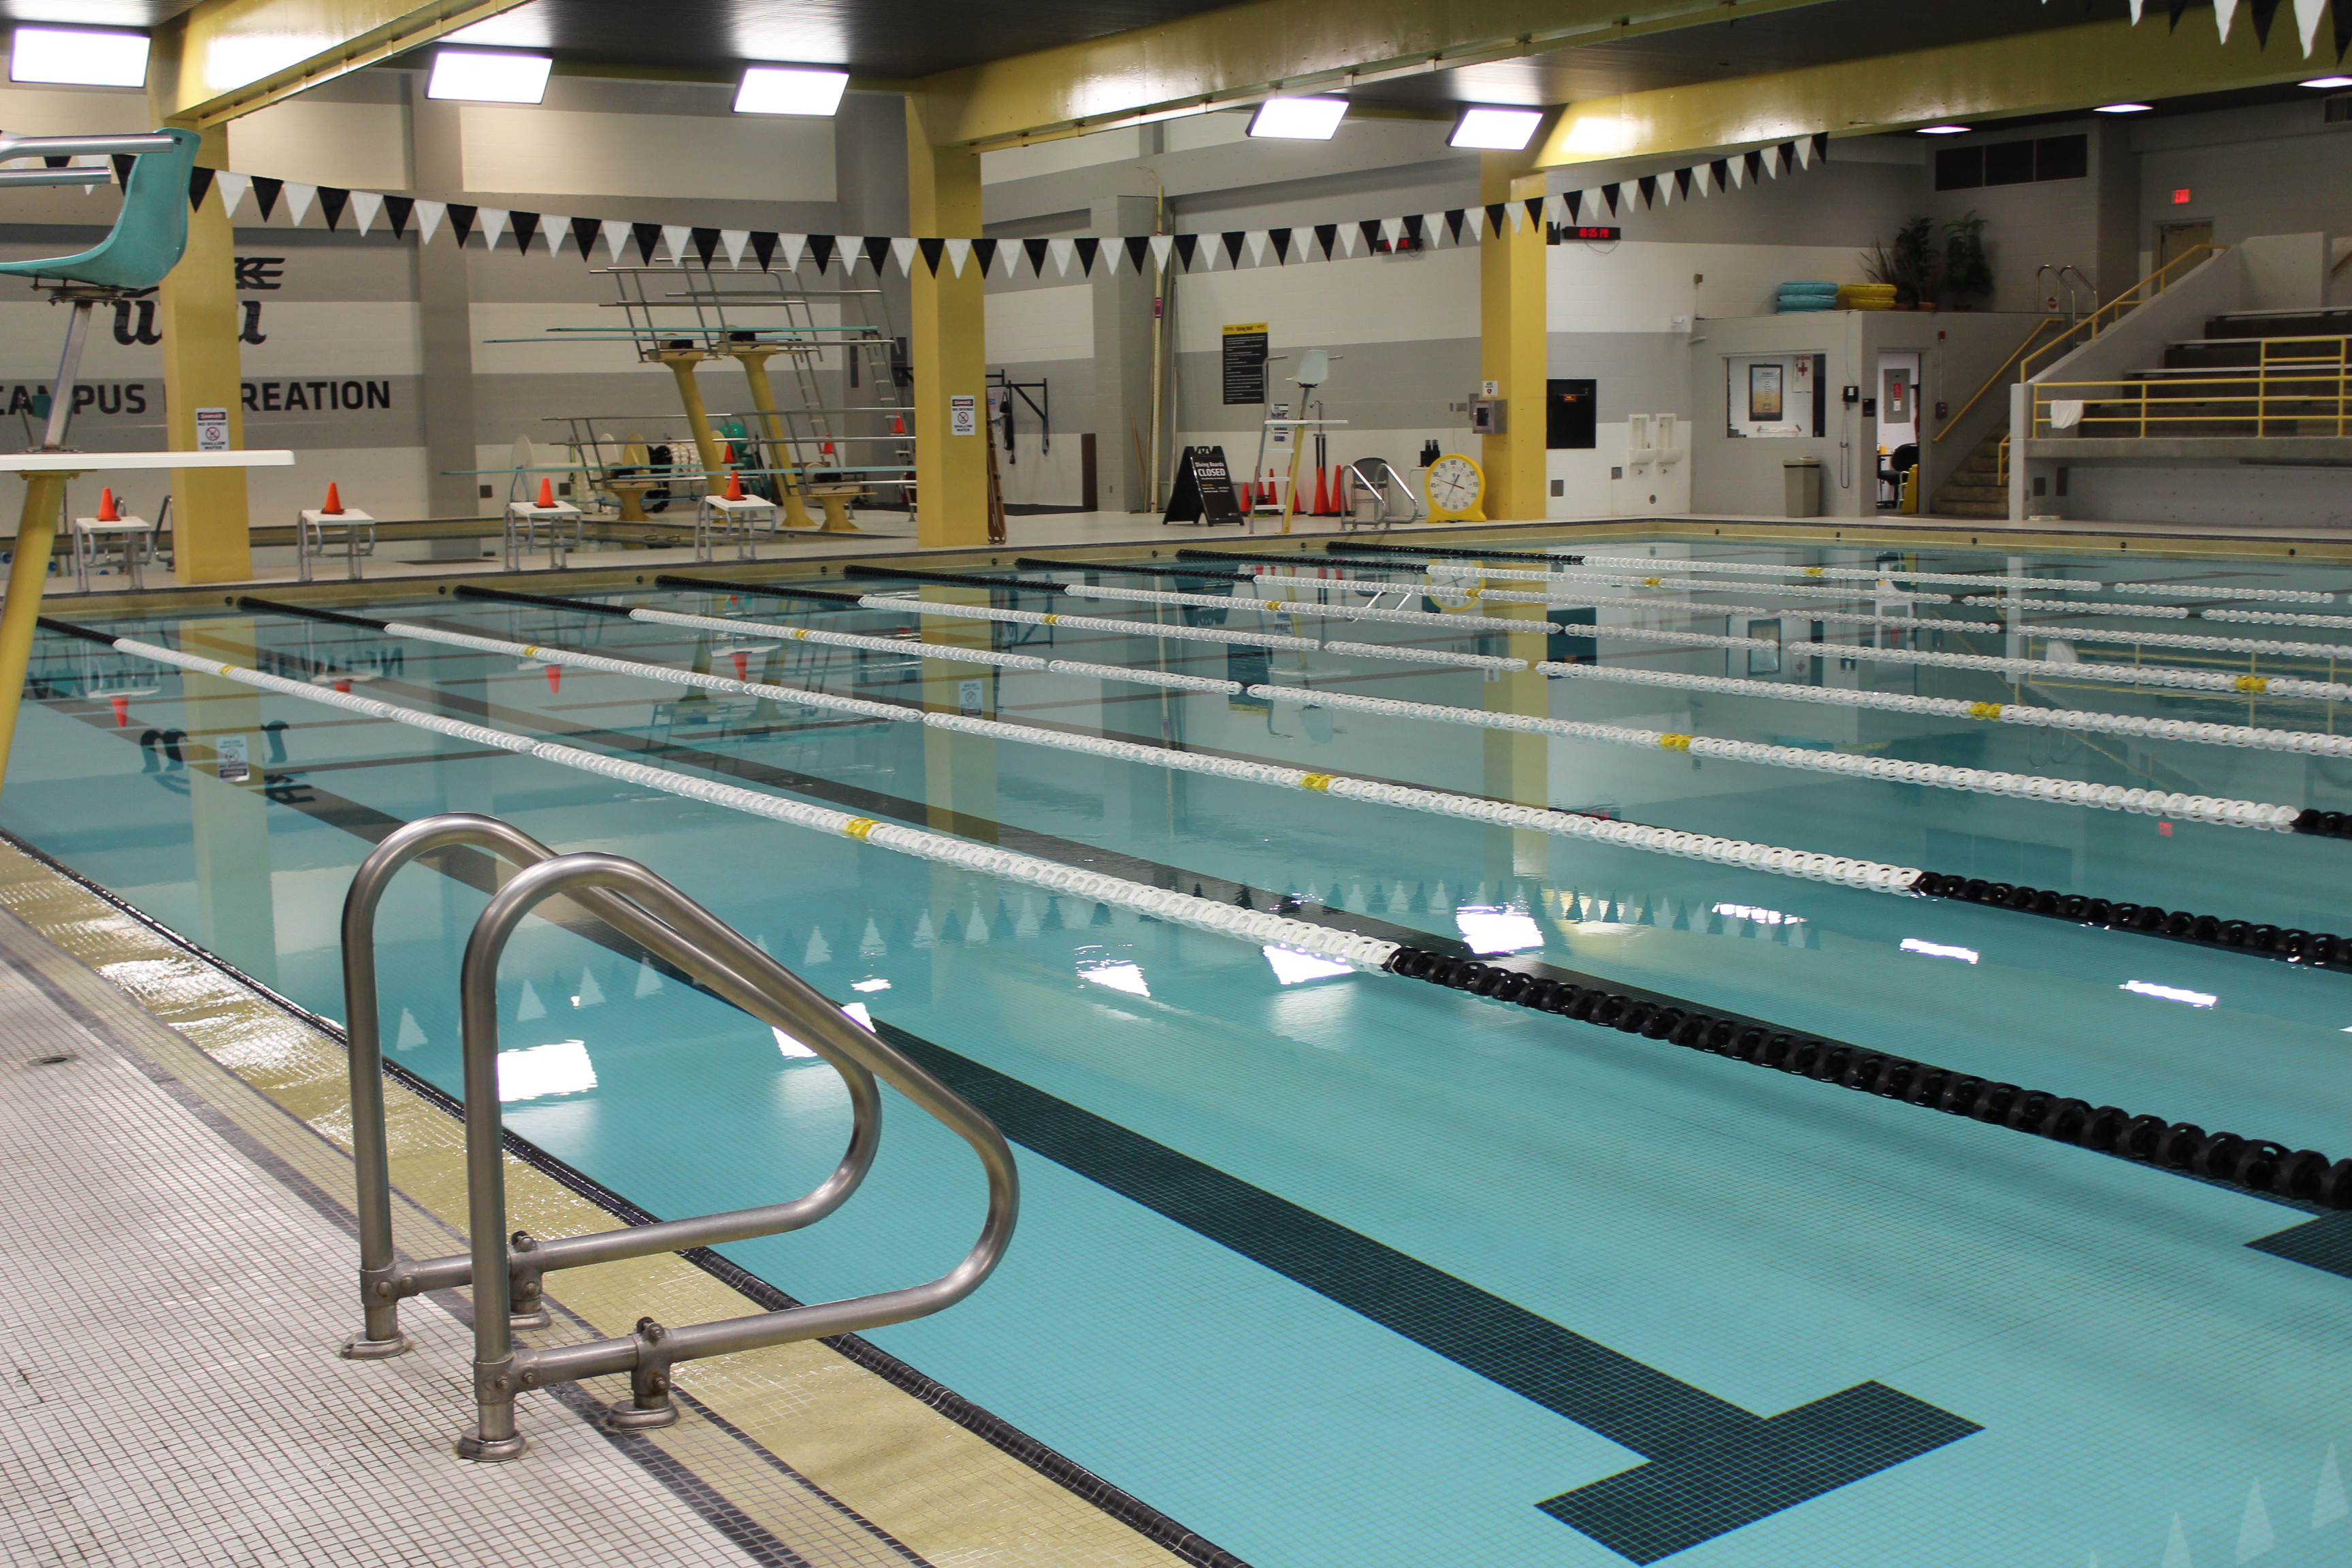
[14,532,2352,1567]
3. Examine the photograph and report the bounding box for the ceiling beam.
[1535,14,2332,168]
[149,0,532,128]
[917,0,1841,150]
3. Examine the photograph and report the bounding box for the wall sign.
[950,393,977,436]
[1222,323,1268,406]
[195,406,229,451]
[1163,445,1245,525]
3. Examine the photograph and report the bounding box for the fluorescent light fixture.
[2121,979,2217,1009]
[2095,102,2153,113]
[1918,125,1972,135]
[497,1039,596,1102]
[1899,938,1979,964]
[1450,105,1545,151]
[1457,906,1545,954]
[735,65,849,116]
[1262,945,1354,985]
[1247,96,1349,140]
[426,48,553,104]
[2300,76,2352,88]
[11,25,150,87]
[1081,960,1152,997]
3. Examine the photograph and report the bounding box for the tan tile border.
[0,834,1211,1568]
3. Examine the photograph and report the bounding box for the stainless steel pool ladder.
[1343,458,1420,530]
[336,812,1019,1460]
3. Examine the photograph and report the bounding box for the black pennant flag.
[448,203,478,246]
[110,154,134,187]
[384,195,414,238]
[318,187,350,230]
[251,176,284,219]
[808,234,836,272]
[1810,131,1830,164]
[1356,220,1381,256]
[1777,140,1797,173]
[187,165,216,210]
[1443,209,1465,244]
[1223,230,1247,267]
[920,237,947,275]
[1269,228,1292,263]
[1712,158,1731,192]
[2249,0,2284,45]
[1565,191,1583,220]
[509,210,539,252]
[750,231,779,270]
[1522,197,1544,229]
[858,235,889,272]
[1601,184,1621,215]
[1637,175,1658,208]
[1744,150,1767,182]
[1173,233,1198,271]
[1674,168,1694,200]
[2337,0,2352,57]
[1074,236,1099,274]
[1313,223,1337,259]
[1401,215,1425,249]
[1125,234,1151,272]
[631,222,663,263]
[2168,0,2192,28]
[691,226,721,267]
[971,237,999,274]
[1483,202,1507,238]
[570,216,601,257]
[1024,236,1049,274]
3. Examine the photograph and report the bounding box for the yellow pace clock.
[1423,453,1486,521]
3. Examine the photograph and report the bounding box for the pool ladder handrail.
[337,811,1019,1460]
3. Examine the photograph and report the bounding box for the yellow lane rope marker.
[1298,773,1335,792]
[1968,702,2005,720]
[841,817,879,840]
[1659,734,1694,751]
[2237,676,2270,693]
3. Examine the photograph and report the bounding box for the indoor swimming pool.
[14,530,2352,1568]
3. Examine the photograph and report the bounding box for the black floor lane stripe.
[874,1019,1978,1565]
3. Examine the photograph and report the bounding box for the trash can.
[1783,459,1823,519]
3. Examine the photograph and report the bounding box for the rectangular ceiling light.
[1247,97,1348,140]
[426,48,553,104]
[736,65,849,116]
[11,25,150,87]
[1450,105,1545,150]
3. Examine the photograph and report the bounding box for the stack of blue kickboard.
[1776,280,1840,312]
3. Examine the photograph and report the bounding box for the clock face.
[1427,456,1482,510]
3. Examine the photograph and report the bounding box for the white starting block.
[504,498,583,570]
[694,493,778,562]
[70,510,154,591]
[298,506,376,582]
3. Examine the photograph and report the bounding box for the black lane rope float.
[48,606,2352,1214]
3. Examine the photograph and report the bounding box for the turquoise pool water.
[14,533,2352,1567]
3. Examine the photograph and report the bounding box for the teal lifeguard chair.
[0,127,200,448]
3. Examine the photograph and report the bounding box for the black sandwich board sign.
[1163,445,1245,526]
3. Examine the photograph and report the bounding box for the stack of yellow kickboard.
[1836,282,1898,310]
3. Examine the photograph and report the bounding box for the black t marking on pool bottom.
[133,632,1983,1558]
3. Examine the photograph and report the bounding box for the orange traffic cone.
[820,440,835,458]
[721,441,736,465]
[1309,466,1330,517]
[1327,466,1347,516]
[725,468,745,502]
[889,414,906,435]
[108,694,129,726]
[729,650,749,681]
[321,482,344,515]
[536,476,555,508]
[333,678,351,693]
[545,664,562,694]
[97,487,119,522]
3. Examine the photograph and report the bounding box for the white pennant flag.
[1697,166,1714,198]
[1795,137,1814,170]
[415,199,447,244]
[1659,176,1676,208]
[1150,233,1174,272]
[2213,0,2238,37]
[537,214,570,257]
[1728,157,1745,190]
[214,171,250,219]
[1245,231,1270,267]
[600,218,631,261]
[2128,0,2144,18]
[1505,203,1524,233]
[996,241,1019,276]
[2296,0,2325,52]
[1337,225,1360,259]
[945,238,971,276]
[282,182,316,226]
[350,190,382,235]
[1050,238,1076,276]
[891,236,917,276]
[720,229,749,268]
[777,233,804,272]
[1424,212,1446,247]
[478,208,508,249]
[661,225,692,265]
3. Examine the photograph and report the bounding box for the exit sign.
[2172,188,2192,204]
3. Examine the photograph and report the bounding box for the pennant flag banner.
[157,132,1835,273]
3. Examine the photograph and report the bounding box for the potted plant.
[1862,216,1940,308]
[1943,211,1993,310]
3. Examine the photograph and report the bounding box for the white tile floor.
[0,975,778,1567]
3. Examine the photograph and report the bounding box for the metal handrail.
[337,815,1017,1460]
[2031,336,2352,438]
[1936,243,2230,442]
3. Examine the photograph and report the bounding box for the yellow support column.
[1482,598,1551,884]
[1480,156,1548,525]
[906,95,988,548]
[152,122,251,583]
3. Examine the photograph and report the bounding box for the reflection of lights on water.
[1714,902,1803,926]
[2121,979,2216,1009]
[774,1003,879,1060]
[497,1039,596,1102]
[1080,961,1152,997]
[1262,945,1354,985]
[1899,938,1978,964]
[852,978,891,993]
[1456,906,1544,953]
